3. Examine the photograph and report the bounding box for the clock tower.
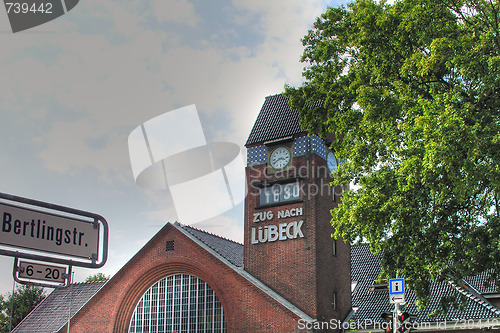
[244,94,351,327]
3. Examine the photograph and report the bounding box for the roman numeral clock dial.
[269,147,291,170]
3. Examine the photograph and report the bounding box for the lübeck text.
[251,207,304,244]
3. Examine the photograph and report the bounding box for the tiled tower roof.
[245,94,305,146]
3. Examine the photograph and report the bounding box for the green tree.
[285,0,500,311]
[85,273,110,283]
[0,285,45,332]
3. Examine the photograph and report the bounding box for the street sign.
[0,192,108,268]
[0,202,99,259]
[390,278,405,295]
[390,294,405,304]
[13,258,72,288]
[389,278,405,304]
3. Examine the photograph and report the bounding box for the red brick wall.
[60,224,312,333]
[244,146,351,329]
[309,153,351,326]
[245,153,317,317]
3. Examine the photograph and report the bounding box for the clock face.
[327,152,338,172]
[269,147,291,169]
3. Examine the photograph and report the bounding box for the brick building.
[12,95,500,332]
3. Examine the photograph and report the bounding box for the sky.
[0,0,350,295]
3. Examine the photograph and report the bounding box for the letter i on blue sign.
[389,278,405,295]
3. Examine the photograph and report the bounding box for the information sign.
[389,278,405,295]
[389,278,405,304]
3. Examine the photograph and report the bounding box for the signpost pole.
[394,271,399,332]
[393,299,399,333]
[67,270,74,333]
[8,279,15,333]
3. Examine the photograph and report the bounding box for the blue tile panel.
[293,136,309,157]
[293,135,327,159]
[248,136,327,166]
[247,145,267,166]
[310,135,326,159]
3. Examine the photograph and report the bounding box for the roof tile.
[179,223,244,267]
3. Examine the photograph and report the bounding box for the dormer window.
[370,279,389,291]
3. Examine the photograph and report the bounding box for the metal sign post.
[393,301,400,333]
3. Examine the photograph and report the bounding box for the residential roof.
[350,244,500,327]
[245,94,305,146]
[464,270,498,294]
[351,242,382,283]
[12,281,106,333]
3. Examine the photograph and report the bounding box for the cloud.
[151,0,198,26]
[0,0,335,294]
[136,188,178,222]
[193,213,244,243]
[1,0,330,182]
[38,119,130,183]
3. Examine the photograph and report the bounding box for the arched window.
[129,273,226,333]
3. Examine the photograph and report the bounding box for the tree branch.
[487,0,500,51]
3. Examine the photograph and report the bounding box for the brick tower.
[243,94,351,327]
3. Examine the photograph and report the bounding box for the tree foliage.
[0,285,45,332]
[285,0,500,311]
[84,273,110,283]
